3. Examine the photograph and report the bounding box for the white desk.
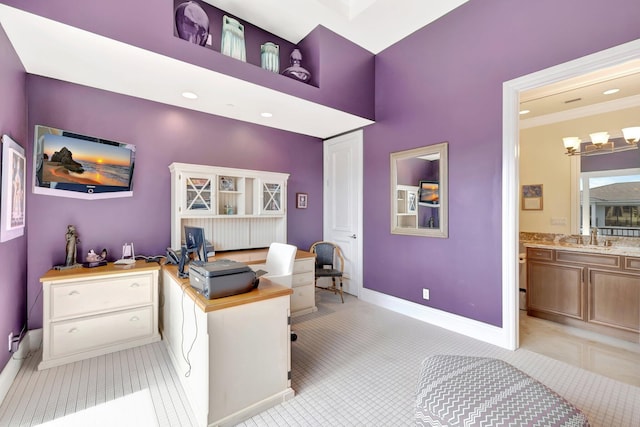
[161,265,294,427]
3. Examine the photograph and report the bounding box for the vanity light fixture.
[181,91,198,99]
[562,127,640,156]
[603,88,620,95]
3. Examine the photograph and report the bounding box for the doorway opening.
[501,39,640,351]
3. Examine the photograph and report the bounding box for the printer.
[189,259,262,299]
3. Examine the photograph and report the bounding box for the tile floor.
[1,291,638,426]
[519,310,640,387]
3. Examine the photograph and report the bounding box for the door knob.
[349,234,357,239]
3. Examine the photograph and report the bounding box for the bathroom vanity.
[525,241,640,342]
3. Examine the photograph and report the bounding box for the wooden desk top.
[163,264,292,313]
[209,248,315,265]
[40,260,160,282]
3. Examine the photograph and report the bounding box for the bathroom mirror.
[390,142,448,238]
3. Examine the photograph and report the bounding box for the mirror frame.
[390,142,448,238]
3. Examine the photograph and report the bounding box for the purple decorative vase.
[175,1,209,46]
[282,49,311,83]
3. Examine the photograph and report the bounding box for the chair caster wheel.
[291,333,297,342]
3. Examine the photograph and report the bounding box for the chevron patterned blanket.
[414,355,590,426]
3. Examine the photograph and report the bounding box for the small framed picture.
[219,176,235,191]
[522,184,543,210]
[296,193,308,209]
[1,135,26,242]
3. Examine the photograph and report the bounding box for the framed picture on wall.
[1,134,26,242]
[522,184,543,210]
[296,193,308,209]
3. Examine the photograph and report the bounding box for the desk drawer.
[50,273,153,320]
[50,306,153,357]
[292,271,314,288]
[293,258,314,274]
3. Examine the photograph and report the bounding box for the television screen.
[33,125,135,199]
[419,181,439,206]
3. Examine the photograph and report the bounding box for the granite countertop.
[522,240,640,257]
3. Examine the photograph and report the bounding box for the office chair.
[310,241,344,303]
[264,242,298,340]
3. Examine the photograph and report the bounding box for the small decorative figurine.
[282,48,311,83]
[175,1,210,46]
[84,248,108,268]
[65,225,80,266]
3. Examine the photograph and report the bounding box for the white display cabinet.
[170,163,289,251]
[258,179,286,215]
[396,184,419,228]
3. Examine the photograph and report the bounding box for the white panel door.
[323,130,363,297]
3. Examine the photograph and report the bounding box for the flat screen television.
[33,125,135,199]
[419,180,439,206]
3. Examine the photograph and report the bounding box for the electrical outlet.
[8,332,12,352]
[422,288,430,300]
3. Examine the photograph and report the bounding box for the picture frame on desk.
[1,134,26,242]
[296,193,308,209]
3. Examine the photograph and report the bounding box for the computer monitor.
[184,226,208,264]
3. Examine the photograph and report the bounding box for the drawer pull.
[130,316,140,322]
[68,328,78,334]
[130,283,140,288]
[68,290,80,296]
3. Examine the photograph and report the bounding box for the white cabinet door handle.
[68,290,80,296]
[130,283,140,288]
[130,316,140,322]
[68,328,78,334]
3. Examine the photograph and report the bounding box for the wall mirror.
[390,142,448,238]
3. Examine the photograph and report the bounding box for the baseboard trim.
[0,329,42,406]
[360,288,510,349]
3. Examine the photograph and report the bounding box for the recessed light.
[261,112,273,118]
[519,109,530,115]
[181,91,198,99]
[603,88,619,95]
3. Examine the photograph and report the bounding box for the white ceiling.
[0,2,468,139]
[519,60,640,134]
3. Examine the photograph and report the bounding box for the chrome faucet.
[589,227,598,246]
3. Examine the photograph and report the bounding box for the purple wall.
[25,76,323,329]
[365,0,640,327]
[0,25,27,371]
[4,0,375,122]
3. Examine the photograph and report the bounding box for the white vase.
[221,15,246,62]
[261,42,279,73]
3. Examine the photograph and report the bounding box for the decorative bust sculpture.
[282,48,311,83]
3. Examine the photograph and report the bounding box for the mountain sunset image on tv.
[419,180,439,206]
[34,125,135,199]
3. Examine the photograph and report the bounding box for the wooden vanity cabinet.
[526,250,585,320]
[526,248,640,341]
[588,268,640,333]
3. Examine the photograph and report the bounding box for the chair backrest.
[265,242,297,277]
[313,242,335,268]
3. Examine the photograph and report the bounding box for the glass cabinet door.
[261,181,284,214]
[182,174,214,214]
